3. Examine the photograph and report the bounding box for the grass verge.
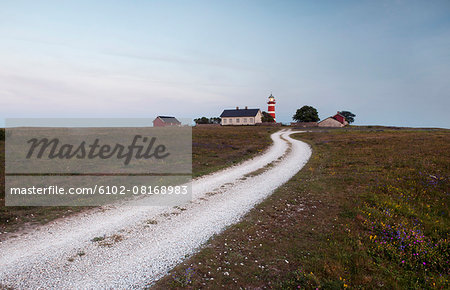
[153,128,449,289]
[192,126,276,177]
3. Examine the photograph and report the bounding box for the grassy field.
[0,126,275,234]
[154,128,449,289]
[192,126,276,177]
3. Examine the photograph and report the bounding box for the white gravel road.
[0,130,311,289]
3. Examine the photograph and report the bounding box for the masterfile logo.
[26,135,170,165]
[5,118,192,207]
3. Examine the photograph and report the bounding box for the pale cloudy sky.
[1,0,449,127]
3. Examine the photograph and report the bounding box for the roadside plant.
[170,267,194,287]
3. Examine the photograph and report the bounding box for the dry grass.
[153,128,449,289]
[192,126,276,177]
[88,232,125,249]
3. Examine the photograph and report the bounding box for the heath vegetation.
[155,128,449,289]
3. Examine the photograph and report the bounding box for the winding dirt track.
[0,130,311,289]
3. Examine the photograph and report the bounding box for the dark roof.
[157,116,181,124]
[220,109,260,117]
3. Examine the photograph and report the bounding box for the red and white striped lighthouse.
[267,93,276,122]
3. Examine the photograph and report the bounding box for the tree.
[209,117,221,124]
[261,111,275,123]
[194,117,210,124]
[340,111,356,124]
[293,106,320,122]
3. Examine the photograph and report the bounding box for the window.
[243,118,247,123]
[236,118,240,123]
[223,119,227,124]
[250,117,254,123]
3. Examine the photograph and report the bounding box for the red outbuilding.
[153,116,181,127]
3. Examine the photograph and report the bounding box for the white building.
[220,107,262,126]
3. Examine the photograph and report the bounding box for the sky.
[0,0,449,127]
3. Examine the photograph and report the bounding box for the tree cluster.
[261,111,275,123]
[292,105,356,124]
[194,117,221,124]
[339,111,356,124]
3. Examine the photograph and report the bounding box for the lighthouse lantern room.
[267,93,276,122]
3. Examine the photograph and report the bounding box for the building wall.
[318,117,345,127]
[255,111,262,124]
[153,117,181,127]
[153,118,165,127]
[268,104,275,120]
[221,114,262,126]
[333,114,346,124]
